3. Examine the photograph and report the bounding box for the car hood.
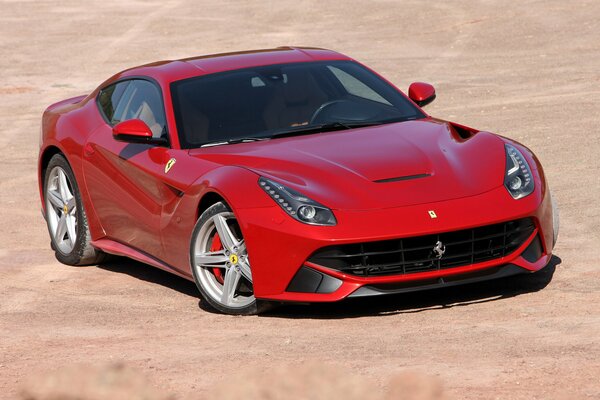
[189,119,506,210]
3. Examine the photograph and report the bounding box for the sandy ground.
[1,0,599,398]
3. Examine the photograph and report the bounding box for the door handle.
[84,143,95,157]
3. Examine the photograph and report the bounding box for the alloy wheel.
[45,166,78,254]
[192,210,255,309]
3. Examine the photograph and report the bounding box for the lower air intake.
[308,218,536,277]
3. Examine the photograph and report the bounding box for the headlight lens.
[259,177,337,226]
[504,143,534,199]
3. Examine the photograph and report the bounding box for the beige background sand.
[0,0,599,398]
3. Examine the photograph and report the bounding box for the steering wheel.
[310,100,355,124]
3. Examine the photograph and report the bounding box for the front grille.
[308,218,536,276]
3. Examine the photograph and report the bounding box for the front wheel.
[190,202,269,315]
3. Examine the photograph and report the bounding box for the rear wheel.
[190,202,269,315]
[44,154,106,265]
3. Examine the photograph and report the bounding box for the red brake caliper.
[211,233,225,284]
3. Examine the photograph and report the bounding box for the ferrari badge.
[165,158,176,173]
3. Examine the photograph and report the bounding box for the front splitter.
[348,263,529,297]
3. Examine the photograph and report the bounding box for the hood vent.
[374,173,431,183]
[449,122,477,140]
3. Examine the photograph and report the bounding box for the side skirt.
[91,238,194,281]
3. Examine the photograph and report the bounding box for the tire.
[43,154,106,266]
[190,202,270,315]
[551,191,559,249]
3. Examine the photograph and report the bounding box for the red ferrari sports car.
[39,47,559,314]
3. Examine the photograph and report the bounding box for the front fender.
[160,165,274,275]
[192,165,274,212]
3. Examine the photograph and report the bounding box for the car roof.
[106,47,352,87]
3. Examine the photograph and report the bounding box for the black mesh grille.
[308,218,536,277]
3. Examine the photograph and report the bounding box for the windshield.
[171,60,425,148]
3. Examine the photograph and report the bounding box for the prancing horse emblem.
[165,158,176,173]
[433,240,446,259]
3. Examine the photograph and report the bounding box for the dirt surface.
[1,1,599,399]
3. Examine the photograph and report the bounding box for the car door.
[82,78,175,260]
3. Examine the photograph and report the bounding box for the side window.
[97,81,130,123]
[98,79,166,138]
[327,66,391,105]
[112,80,167,138]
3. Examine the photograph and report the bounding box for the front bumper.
[237,183,554,302]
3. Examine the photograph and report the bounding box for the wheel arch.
[38,145,68,210]
[184,166,273,275]
[190,165,272,222]
[40,145,64,179]
[196,191,228,221]
[38,142,105,241]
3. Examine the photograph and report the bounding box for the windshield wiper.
[200,137,269,148]
[267,121,386,139]
[199,119,409,147]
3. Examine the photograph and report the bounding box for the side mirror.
[112,119,167,145]
[408,82,436,107]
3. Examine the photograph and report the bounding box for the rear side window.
[97,79,167,138]
[97,81,130,122]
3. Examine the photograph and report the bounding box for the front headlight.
[259,177,337,226]
[504,143,534,199]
